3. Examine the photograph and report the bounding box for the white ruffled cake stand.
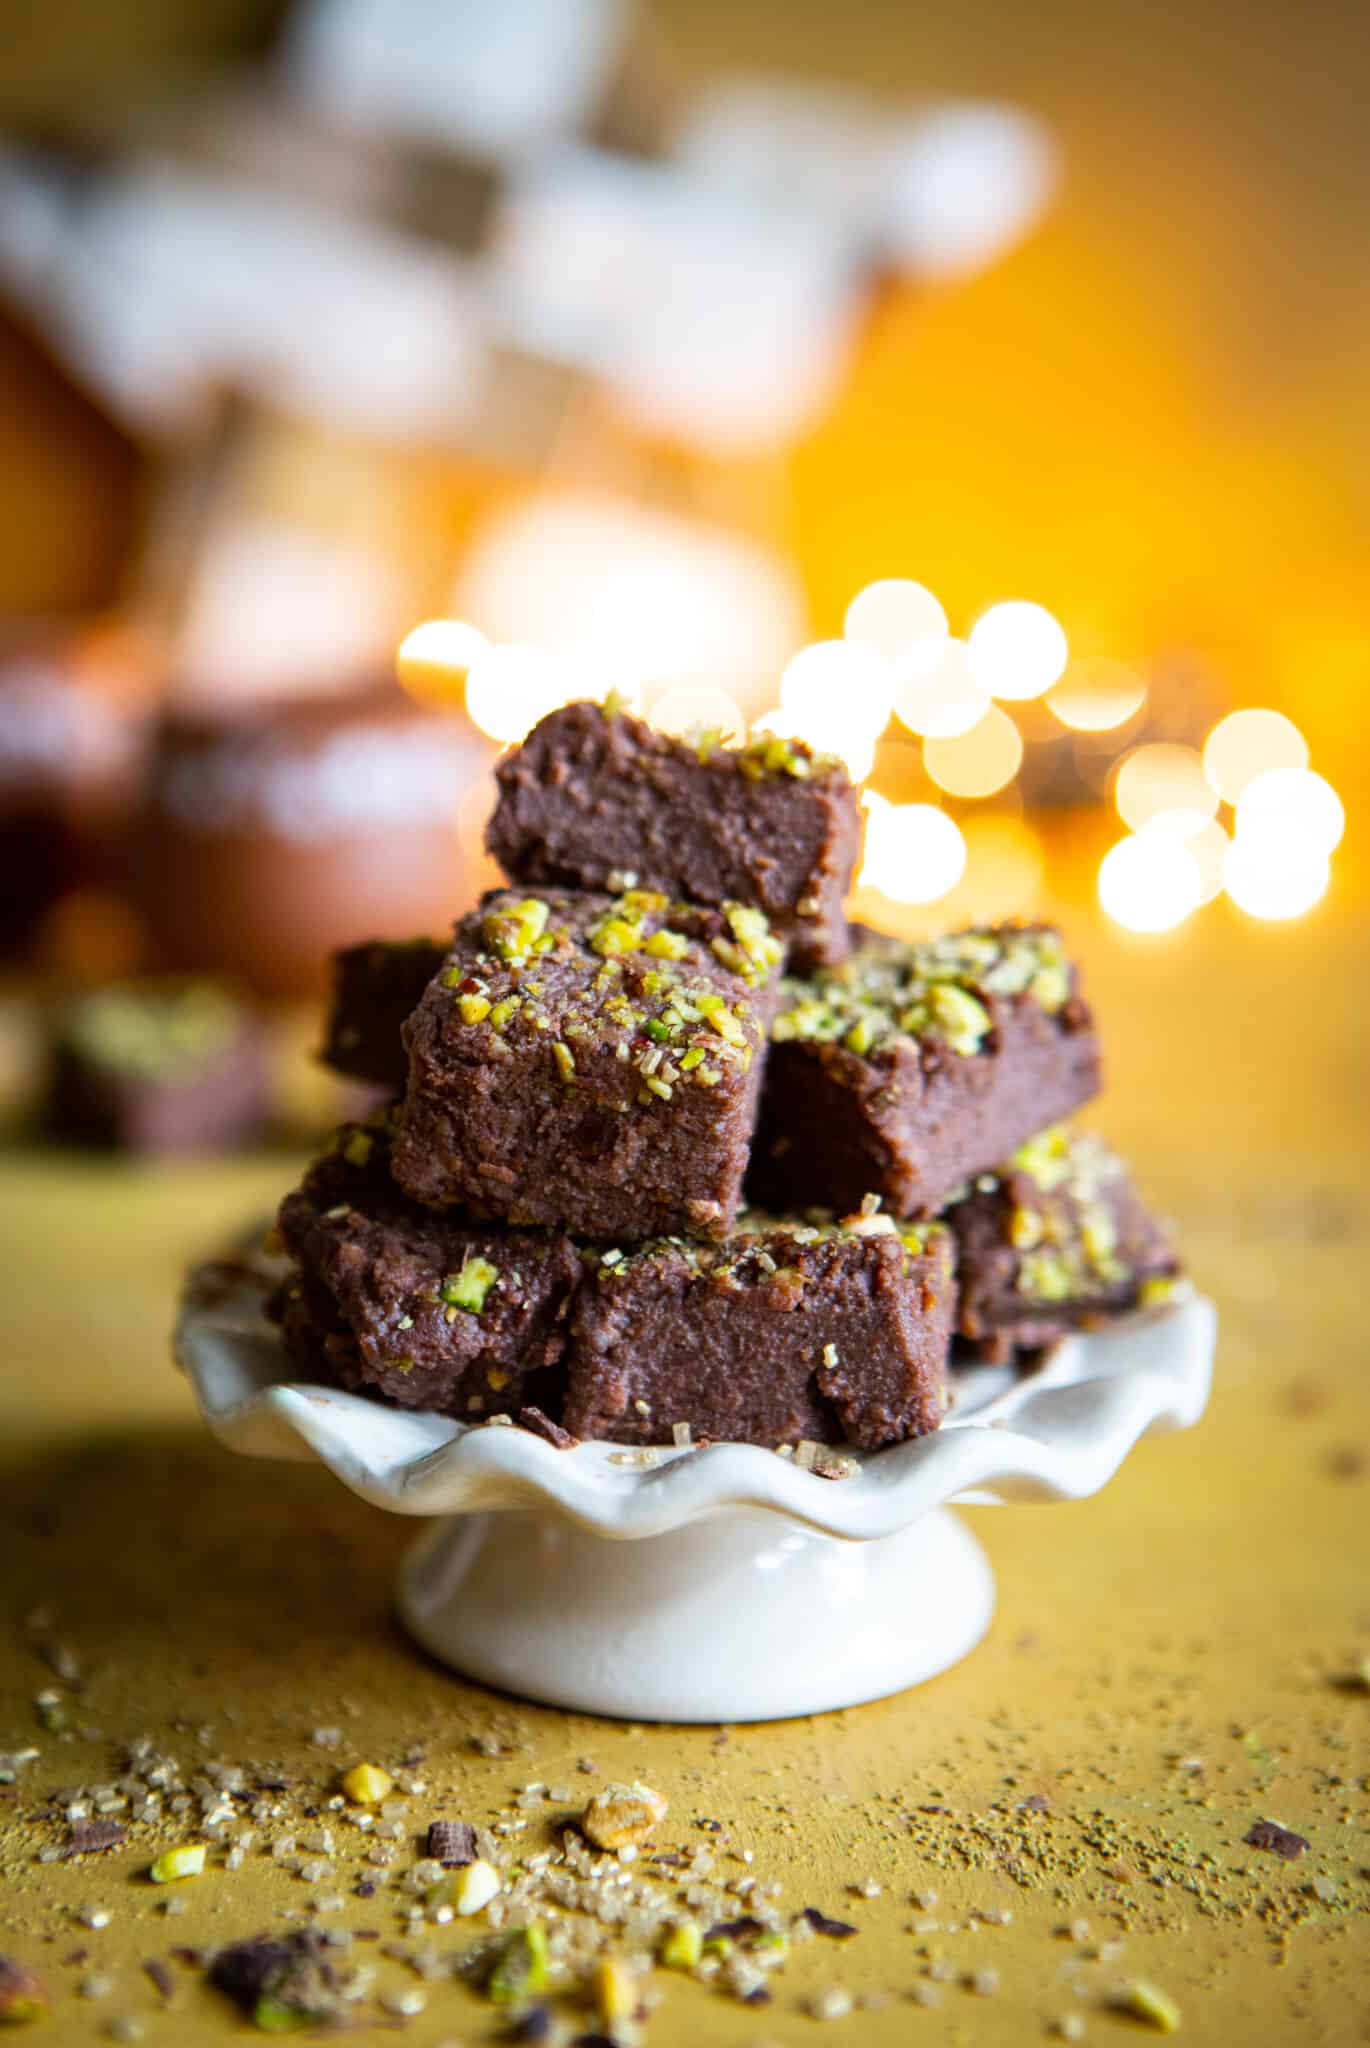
[176,1253,1214,1724]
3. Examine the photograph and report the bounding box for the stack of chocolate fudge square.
[271,699,1180,1455]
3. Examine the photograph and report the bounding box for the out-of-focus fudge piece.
[751,924,1101,1220]
[272,1117,583,1417]
[564,1208,954,1450]
[46,978,268,1155]
[485,698,859,971]
[392,886,783,1241]
[133,681,494,1000]
[945,1126,1182,1362]
[321,937,447,1089]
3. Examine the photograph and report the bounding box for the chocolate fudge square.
[273,1116,583,1416]
[46,978,268,1155]
[565,1210,954,1450]
[751,925,1101,1220]
[486,698,860,971]
[946,1125,1181,1362]
[321,937,446,1089]
[392,887,783,1241]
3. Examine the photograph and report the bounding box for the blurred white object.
[486,148,864,454]
[453,493,806,707]
[286,0,629,163]
[676,79,1058,281]
[178,1251,1213,1721]
[0,150,484,441]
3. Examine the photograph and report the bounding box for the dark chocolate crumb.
[510,2007,555,2042]
[518,1405,580,1449]
[1020,1793,1052,1813]
[427,1818,478,1867]
[706,1916,765,1941]
[743,1986,773,2005]
[1244,1819,1310,1861]
[354,1880,378,1899]
[801,1907,860,1939]
[142,1958,176,2001]
[64,1819,127,1857]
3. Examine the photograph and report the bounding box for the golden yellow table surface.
[1,902,1367,2046]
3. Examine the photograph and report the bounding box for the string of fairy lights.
[397,580,1342,934]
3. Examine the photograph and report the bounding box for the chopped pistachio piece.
[486,1923,550,2004]
[644,928,689,960]
[452,1858,502,1916]
[340,1763,393,1807]
[595,1957,639,2026]
[458,993,492,1025]
[1115,1981,1182,2033]
[441,1258,499,1314]
[149,1843,207,1884]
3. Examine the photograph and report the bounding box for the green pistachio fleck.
[1010,1125,1073,1191]
[698,994,746,1045]
[601,687,629,718]
[679,1047,706,1072]
[459,993,492,1025]
[552,1040,577,1083]
[486,1923,550,2005]
[253,1994,315,2033]
[441,1258,499,1313]
[926,982,991,1056]
[482,897,549,962]
[1017,1249,1074,1303]
[341,1129,373,1167]
[1140,1275,1179,1308]
[660,1920,703,1970]
[1008,1206,1044,1250]
[489,995,522,1030]
[645,928,689,960]
[589,916,642,958]
[844,1016,875,1055]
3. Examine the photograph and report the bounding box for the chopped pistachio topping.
[149,1842,207,1883]
[482,896,549,962]
[772,925,1071,1058]
[660,1920,704,1970]
[340,1762,393,1806]
[458,992,492,1025]
[61,980,241,1078]
[644,927,689,960]
[340,1129,373,1168]
[441,1257,499,1313]
[486,1923,550,2004]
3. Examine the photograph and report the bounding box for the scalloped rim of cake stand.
[174,1258,1214,1719]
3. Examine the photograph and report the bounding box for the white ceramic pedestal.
[176,1253,1214,1723]
[399,1504,994,1722]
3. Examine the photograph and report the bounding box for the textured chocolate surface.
[321,937,447,1088]
[392,886,782,1241]
[273,1117,582,1416]
[945,1126,1181,1361]
[751,925,1102,1218]
[486,699,860,971]
[565,1213,953,1450]
[46,979,269,1156]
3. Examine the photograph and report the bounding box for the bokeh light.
[1097,833,1202,933]
[1202,708,1308,804]
[1114,743,1217,836]
[1173,817,1228,905]
[753,707,875,784]
[1223,841,1330,922]
[860,798,967,902]
[892,638,990,739]
[966,600,1068,701]
[651,681,747,746]
[1233,767,1344,857]
[923,705,1024,798]
[396,618,490,706]
[843,579,949,665]
[780,638,894,741]
[464,643,578,745]
[1046,656,1148,732]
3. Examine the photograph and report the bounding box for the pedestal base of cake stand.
[397,1503,994,1723]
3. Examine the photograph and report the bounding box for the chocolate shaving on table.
[1244,1818,1310,1861]
[63,1818,126,1856]
[142,1958,176,2001]
[706,1915,765,1941]
[510,2008,555,2043]
[518,1405,580,1449]
[208,1930,338,2021]
[426,1818,478,1866]
[801,1906,860,1938]
[743,1986,774,2005]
